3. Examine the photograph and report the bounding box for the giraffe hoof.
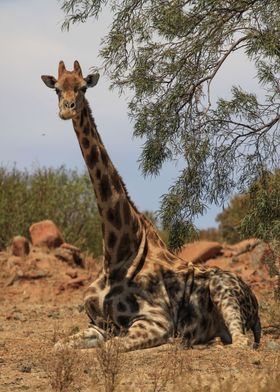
[231,336,250,348]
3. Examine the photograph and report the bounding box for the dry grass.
[37,322,280,392]
[94,337,124,392]
[41,346,83,392]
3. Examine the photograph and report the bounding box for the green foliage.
[216,195,250,244]
[199,228,223,243]
[240,170,280,242]
[60,0,280,249]
[0,165,102,255]
[216,170,280,243]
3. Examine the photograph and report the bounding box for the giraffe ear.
[41,75,57,89]
[84,73,100,88]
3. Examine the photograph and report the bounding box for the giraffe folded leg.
[54,325,107,350]
[103,319,171,352]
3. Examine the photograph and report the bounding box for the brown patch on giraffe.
[117,315,130,328]
[100,147,109,167]
[99,174,112,202]
[87,145,99,168]
[83,122,90,135]
[98,275,106,290]
[83,106,87,118]
[86,286,97,295]
[108,266,127,282]
[146,275,160,294]
[137,322,147,330]
[108,231,117,249]
[79,112,84,127]
[125,294,140,313]
[117,233,131,261]
[81,137,90,149]
[103,298,114,318]
[104,251,112,270]
[85,296,100,320]
[108,285,124,297]
[117,301,127,312]
[132,217,139,234]
[107,202,122,230]
[111,169,122,193]
[96,168,102,180]
[123,199,131,225]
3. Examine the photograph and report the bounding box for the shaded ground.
[0,241,280,391]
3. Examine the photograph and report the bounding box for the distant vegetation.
[0,166,102,256]
[213,170,280,245]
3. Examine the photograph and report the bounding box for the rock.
[66,276,88,289]
[66,270,78,279]
[18,365,32,373]
[11,236,30,257]
[29,220,64,249]
[178,241,223,264]
[54,245,85,268]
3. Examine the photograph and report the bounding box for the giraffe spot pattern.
[107,202,122,230]
[117,233,131,261]
[96,168,101,179]
[81,137,90,149]
[117,315,130,328]
[87,145,99,168]
[117,301,127,312]
[123,199,131,225]
[111,169,122,193]
[79,113,84,127]
[125,294,140,313]
[108,231,117,249]
[99,174,112,202]
[83,123,90,135]
[100,147,109,167]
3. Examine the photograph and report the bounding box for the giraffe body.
[41,61,261,351]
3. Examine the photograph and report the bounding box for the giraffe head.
[41,60,99,120]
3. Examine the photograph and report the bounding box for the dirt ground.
[0,243,280,392]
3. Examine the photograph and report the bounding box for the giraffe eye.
[55,88,61,95]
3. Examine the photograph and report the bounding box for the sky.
[0,0,260,229]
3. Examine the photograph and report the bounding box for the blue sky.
[0,0,260,228]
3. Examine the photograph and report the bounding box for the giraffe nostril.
[64,100,76,110]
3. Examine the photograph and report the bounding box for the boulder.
[11,236,30,257]
[178,241,223,264]
[29,220,63,249]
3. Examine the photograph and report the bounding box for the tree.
[216,194,250,244]
[60,0,280,249]
[216,170,280,299]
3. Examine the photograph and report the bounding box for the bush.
[0,165,102,256]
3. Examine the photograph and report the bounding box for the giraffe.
[41,61,261,351]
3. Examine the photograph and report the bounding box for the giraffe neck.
[72,99,144,273]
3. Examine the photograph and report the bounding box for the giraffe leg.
[54,324,107,350]
[213,296,249,348]
[103,319,171,352]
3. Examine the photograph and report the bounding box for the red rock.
[66,276,88,289]
[29,220,64,249]
[11,236,30,257]
[178,241,223,264]
[60,243,81,253]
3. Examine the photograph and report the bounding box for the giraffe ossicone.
[41,61,261,351]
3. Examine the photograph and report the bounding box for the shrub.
[0,165,102,256]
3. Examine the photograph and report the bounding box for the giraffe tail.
[252,316,261,349]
